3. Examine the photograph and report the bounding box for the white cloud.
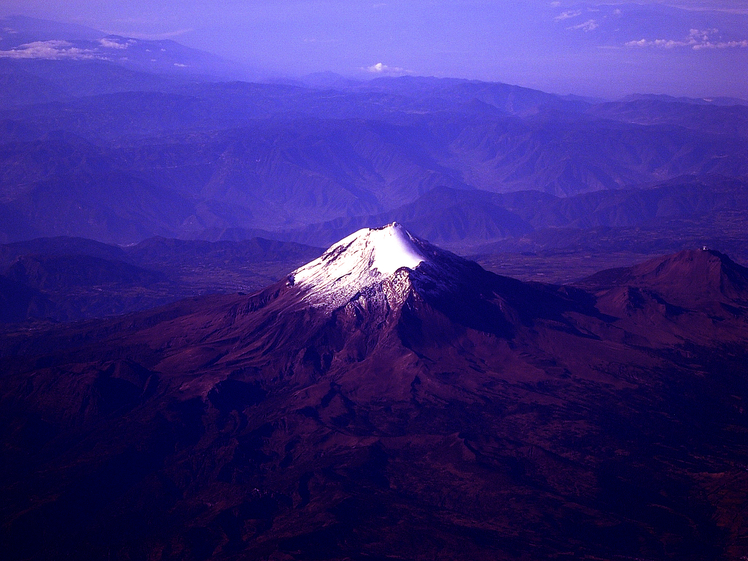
[0,40,103,60]
[365,62,410,75]
[694,40,748,49]
[554,10,582,21]
[567,19,599,32]
[550,1,561,6]
[99,38,136,50]
[664,3,748,16]
[625,38,686,48]
[625,28,748,49]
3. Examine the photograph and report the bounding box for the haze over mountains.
[2,17,747,253]
[2,15,748,561]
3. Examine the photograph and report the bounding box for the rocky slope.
[1,225,747,560]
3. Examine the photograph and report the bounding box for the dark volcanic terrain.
[1,225,747,560]
[0,236,323,322]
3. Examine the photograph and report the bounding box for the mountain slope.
[1,226,747,560]
[576,249,748,346]
[582,248,748,306]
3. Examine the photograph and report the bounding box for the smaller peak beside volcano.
[634,248,748,302]
[580,248,748,307]
[291,223,428,309]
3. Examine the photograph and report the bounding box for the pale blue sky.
[0,1,746,98]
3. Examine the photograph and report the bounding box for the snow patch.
[292,223,426,309]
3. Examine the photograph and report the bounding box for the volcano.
[1,224,748,561]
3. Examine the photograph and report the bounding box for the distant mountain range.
[0,15,249,87]
[202,175,748,264]
[1,18,747,247]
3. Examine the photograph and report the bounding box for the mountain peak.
[581,248,748,308]
[291,223,427,309]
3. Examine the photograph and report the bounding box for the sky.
[0,1,746,98]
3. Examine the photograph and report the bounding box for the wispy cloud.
[0,40,103,60]
[105,29,194,41]
[554,10,582,21]
[626,28,748,49]
[99,38,136,50]
[0,36,152,61]
[567,19,598,32]
[303,37,337,44]
[663,3,748,16]
[0,36,137,61]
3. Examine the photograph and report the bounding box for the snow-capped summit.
[291,223,428,309]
